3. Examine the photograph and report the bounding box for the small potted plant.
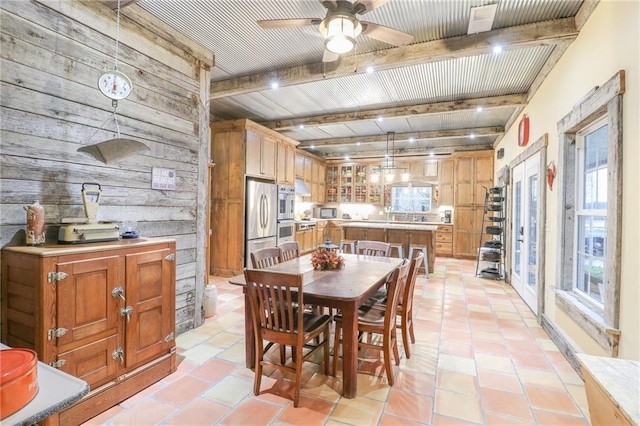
[311,247,345,270]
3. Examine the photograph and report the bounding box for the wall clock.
[518,114,530,147]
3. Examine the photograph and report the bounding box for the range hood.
[294,178,311,196]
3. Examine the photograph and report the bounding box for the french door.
[511,152,541,311]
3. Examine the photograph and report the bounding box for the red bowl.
[1,348,39,419]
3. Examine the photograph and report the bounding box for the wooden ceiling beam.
[210,17,578,100]
[298,126,503,148]
[263,94,526,130]
[317,143,494,159]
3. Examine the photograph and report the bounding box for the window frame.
[390,185,433,213]
[573,117,608,306]
[555,71,624,356]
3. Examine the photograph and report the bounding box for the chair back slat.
[357,240,391,257]
[251,247,282,269]
[278,241,300,262]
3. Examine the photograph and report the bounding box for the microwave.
[313,207,337,219]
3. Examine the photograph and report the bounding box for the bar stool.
[389,243,404,259]
[408,245,429,278]
[340,240,357,254]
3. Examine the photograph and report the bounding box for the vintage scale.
[58,183,120,244]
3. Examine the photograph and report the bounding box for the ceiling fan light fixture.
[321,15,361,54]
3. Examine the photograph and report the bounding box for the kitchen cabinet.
[326,161,384,205]
[315,221,327,246]
[438,159,454,207]
[211,119,303,276]
[295,152,325,203]
[452,151,494,258]
[1,239,176,425]
[295,228,315,254]
[245,130,276,180]
[277,140,295,185]
[435,224,453,256]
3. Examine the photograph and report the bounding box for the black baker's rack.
[475,186,506,279]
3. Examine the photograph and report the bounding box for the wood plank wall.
[0,0,214,335]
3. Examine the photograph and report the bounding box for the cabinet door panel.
[125,248,174,368]
[455,157,474,206]
[245,131,262,177]
[277,141,287,183]
[56,256,120,350]
[262,136,277,179]
[58,334,119,388]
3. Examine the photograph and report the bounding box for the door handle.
[112,287,125,302]
[120,306,134,323]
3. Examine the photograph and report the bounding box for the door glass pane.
[514,180,522,276]
[527,175,538,289]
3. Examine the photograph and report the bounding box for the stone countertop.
[1,344,89,425]
[340,221,438,231]
[576,353,639,425]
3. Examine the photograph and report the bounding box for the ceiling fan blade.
[257,18,321,29]
[353,0,390,14]
[361,21,414,46]
[323,49,340,63]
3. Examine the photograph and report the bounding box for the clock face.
[98,70,133,100]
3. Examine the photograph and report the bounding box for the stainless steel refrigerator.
[245,179,278,267]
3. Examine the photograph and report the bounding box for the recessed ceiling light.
[345,155,350,161]
[299,124,304,129]
[470,134,476,139]
[493,45,503,54]
[385,154,389,159]
[366,66,374,73]
[357,142,361,146]
[377,116,383,122]
[409,137,415,143]
[429,152,435,157]
[310,145,315,149]
[270,82,279,89]
[476,106,484,112]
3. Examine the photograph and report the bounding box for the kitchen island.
[341,222,438,273]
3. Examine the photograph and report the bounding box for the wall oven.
[278,185,295,221]
[277,220,295,245]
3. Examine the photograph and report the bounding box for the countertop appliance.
[314,206,337,219]
[246,179,277,267]
[443,210,452,223]
[277,185,295,221]
[58,183,120,244]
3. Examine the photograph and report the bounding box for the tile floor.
[83,258,590,425]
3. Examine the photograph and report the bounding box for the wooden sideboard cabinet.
[1,238,177,425]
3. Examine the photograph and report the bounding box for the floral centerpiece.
[311,247,345,270]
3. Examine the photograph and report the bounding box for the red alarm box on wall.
[1,348,39,419]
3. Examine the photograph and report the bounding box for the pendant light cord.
[114,0,122,71]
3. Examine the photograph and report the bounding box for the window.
[391,185,432,212]
[574,119,608,304]
[555,71,624,355]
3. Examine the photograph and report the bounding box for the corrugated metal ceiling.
[137,0,584,157]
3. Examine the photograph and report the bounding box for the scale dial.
[98,70,133,100]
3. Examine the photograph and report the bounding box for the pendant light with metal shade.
[78,0,148,164]
[380,131,409,183]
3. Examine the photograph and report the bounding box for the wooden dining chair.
[361,252,423,359]
[278,241,300,262]
[332,259,410,385]
[356,240,391,257]
[244,270,331,407]
[250,247,282,269]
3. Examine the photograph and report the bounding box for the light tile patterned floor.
[83,258,590,425]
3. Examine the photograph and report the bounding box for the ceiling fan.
[257,0,414,63]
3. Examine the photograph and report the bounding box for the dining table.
[228,252,403,399]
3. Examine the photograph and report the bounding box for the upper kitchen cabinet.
[245,130,276,180]
[277,140,295,185]
[294,152,325,203]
